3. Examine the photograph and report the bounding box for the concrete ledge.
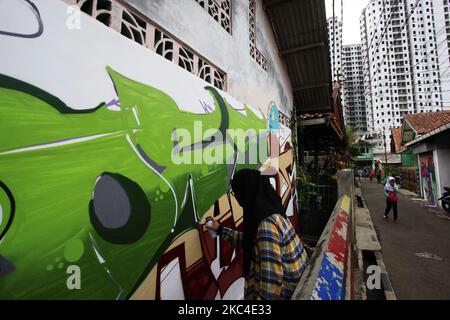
[357,249,367,300]
[374,251,397,300]
[337,169,354,199]
[355,193,397,300]
[355,207,381,251]
[292,195,351,300]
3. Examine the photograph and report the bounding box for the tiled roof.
[404,110,450,134]
[391,127,406,153]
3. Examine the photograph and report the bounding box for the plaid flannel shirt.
[220,214,308,300]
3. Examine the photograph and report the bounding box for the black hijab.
[231,169,285,277]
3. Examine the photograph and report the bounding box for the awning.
[264,0,345,150]
[264,0,333,114]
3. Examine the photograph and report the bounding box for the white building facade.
[360,0,450,154]
[327,16,343,82]
[434,0,450,107]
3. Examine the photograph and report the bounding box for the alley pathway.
[361,179,450,300]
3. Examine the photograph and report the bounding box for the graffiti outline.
[0,0,44,38]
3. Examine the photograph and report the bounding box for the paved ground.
[361,178,450,300]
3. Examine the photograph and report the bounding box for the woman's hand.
[205,217,220,231]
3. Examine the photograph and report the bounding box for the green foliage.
[337,127,362,168]
[384,164,400,178]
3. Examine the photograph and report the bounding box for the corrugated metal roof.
[264,0,333,114]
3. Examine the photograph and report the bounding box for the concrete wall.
[0,0,299,299]
[293,170,354,300]
[401,150,417,167]
[413,131,450,205]
[292,195,352,300]
[125,0,293,116]
[435,132,450,202]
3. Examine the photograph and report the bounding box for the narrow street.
[361,179,450,300]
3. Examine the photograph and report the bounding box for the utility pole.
[383,130,388,179]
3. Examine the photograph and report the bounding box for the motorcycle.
[438,187,450,213]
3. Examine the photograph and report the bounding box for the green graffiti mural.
[0,67,269,299]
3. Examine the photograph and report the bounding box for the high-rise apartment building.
[342,44,367,130]
[434,0,450,106]
[360,0,450,153]
[327,17,343,82]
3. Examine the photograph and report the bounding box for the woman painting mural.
[205,169,308,300]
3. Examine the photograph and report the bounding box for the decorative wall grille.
[194,0,231,34]
[64,0,227,91]
[249,0,267,71]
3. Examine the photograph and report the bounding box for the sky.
[325,0,371,45]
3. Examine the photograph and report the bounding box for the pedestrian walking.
[369,169,375,182]
[384,176,399,222]
[205,169,308,300]
[357,168,363,185]
[376,169,382,184]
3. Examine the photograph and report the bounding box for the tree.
[339,127,362,168]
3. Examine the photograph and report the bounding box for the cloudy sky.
[325,0,371,45]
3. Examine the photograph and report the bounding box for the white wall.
[435,134,450,203]
[434,0,450,110]
[125,0,293,116]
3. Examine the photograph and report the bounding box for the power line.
[340,0,344,82]
[333,0,336,80]
[362,0,403,94]
[364,33,450,97]
[407,26,448,72]
[364,33,449,93]
[345,0,450,131]
[366,0,422,86]
[345,0,394,128]
[361,0,388,68]
[421,62,450,107]
[367,0,402,67]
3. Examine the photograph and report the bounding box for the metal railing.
[298,182,338,212]
[297,181,338,245]
[293,170,354,300]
